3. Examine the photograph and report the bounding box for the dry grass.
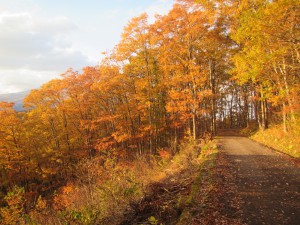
[251,124,300,158]
[177,141,218,224]
[26,140,208,224]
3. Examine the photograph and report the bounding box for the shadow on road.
[218,135,300,225]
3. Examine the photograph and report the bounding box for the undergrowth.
[4,138,216,224]
[177,141,218,224]
[251,124,300,158]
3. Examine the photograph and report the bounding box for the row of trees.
[231,0,299,132]
[0,0,299,211]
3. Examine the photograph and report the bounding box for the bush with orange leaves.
[27,140,205,224]
[0,186,26,225]
[158,148,172,160]
[53,185,76,210]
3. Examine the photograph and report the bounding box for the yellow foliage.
[252,124,300,158]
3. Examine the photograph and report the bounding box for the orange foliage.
[1,1,298,223]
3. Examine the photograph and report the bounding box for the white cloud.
[146,0,174,19]
[0,0,175,94]
[0,12,89,71]
[33,16,78,35]
[125,0,174,23]
[0,70,60,94]
[0,11,92,93]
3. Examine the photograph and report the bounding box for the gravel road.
[217,134,300,225]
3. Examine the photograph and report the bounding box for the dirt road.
[217,134,300,225]
[118,134,299,225]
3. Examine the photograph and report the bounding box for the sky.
[0,0,174,94]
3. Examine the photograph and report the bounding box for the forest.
[0,0,299,224]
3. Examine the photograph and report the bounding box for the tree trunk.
[209,59,217,136]
[259,87,268,131]
[192,113,196,141]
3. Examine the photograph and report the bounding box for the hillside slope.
[0,90,29,111]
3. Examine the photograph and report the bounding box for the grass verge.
[250,125,300,158]
[176,141,218,224]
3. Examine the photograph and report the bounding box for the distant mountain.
[0,90,30,111]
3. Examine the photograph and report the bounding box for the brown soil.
[120,169,195,225]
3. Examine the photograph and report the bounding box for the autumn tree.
[115,13,167,154]
[231,0,300,131]
[0,102,26,188]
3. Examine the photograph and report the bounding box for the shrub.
[0,186,26,225]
